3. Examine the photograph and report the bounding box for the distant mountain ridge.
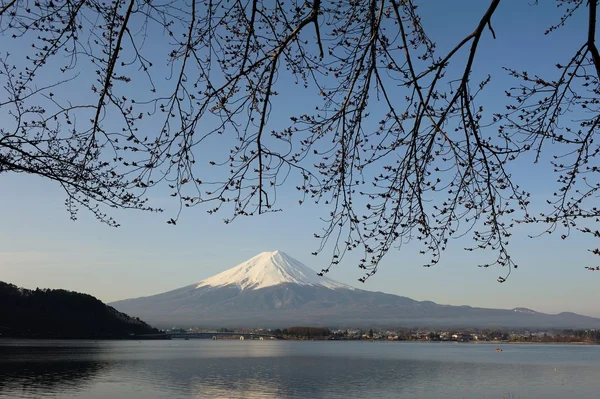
[0,281,159,338]
[110,251,600,329]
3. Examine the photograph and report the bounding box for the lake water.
[0,339,598,398]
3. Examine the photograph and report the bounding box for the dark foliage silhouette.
[0,281,159,338]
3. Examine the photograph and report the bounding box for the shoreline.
[2,336,598,345]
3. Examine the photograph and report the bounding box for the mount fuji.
[110,250,600,329]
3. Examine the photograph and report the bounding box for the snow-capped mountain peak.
[512,307,538,314]
[195,250,353,291]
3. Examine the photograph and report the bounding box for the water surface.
[0,339,598,398]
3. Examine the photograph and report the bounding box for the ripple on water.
[0,340,599,399]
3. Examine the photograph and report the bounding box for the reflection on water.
[0,340,599,398]
[0,342,109,398]
[124,356,446,398]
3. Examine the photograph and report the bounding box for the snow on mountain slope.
[195,250,354,291]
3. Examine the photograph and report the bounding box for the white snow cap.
[196,250,354,291]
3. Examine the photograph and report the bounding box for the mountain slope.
[0,281,159,338]
[110,251,600,329]
[195,250,352,290]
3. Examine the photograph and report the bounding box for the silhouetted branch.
[1,0,599,281]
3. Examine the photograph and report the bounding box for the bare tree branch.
[1,0,599,280]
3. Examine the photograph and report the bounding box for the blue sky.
[2,1,600,318]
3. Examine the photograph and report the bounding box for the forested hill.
[0,281,159,338]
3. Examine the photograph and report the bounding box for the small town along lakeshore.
[158,326,600,344]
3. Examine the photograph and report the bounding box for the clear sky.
[2,1,599,318]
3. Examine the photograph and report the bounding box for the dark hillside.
[0,281,159,338]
